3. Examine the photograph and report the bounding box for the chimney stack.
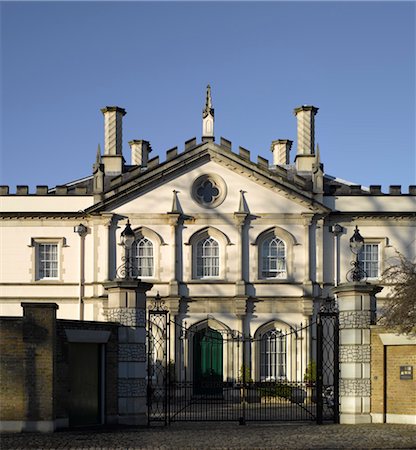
[294,105,319,171]
[129,140,152,168]
[100,106,126,175]
[271,139,292,166]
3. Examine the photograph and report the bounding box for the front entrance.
[193,328,223,395]
[148,307,339,425]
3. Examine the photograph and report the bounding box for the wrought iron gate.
[148,305,339,425]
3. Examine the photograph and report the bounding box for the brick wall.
[370,330,384,415]
[0,318,25,421]
[0,304,119,431]
[0,304,57,427]
[371,327,416,421]
[386,345,416,415]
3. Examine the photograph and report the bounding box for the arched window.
[260,329,286,381]
[132,237,154,277]
[261,237,286,278]
[196,237,219,278]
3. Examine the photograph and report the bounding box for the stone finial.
[202,84,215,140]
[93,144,104,197]
[203,84,214,118]
[238,190,249,214]
[93,144,102,170]
[171,190,181,214]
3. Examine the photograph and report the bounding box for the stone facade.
[0,91,415,429]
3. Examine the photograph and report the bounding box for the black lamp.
[120,220,135,249]
[347,225,366,282]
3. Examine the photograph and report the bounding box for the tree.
[380,254,416,335]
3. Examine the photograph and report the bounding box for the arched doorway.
[193,327,223,395]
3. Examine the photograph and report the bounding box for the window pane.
[38,243,58,279]
[261,237,286,278]
[260,329,286,380]
[133,238,154,277]
[358,243,379,278]
[196,236,219,278]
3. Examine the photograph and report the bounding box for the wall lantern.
[120,220,135,249]
[74,223,88,237]
[347,225,366,282]
[116,219,137,279]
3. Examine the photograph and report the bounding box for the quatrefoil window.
[192,174,227,208]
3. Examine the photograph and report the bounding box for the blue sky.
[1,1,415,192]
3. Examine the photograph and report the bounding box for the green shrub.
[304,360,316,384]
[258,383,293,399]
[238,365,253,383]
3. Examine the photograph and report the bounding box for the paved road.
[1,423,416,449]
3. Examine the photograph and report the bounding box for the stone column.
[301,213,315,301]
[104,280,152,426]
[167,212,181,296]
[233,212,248,296]
[332,282,382,424]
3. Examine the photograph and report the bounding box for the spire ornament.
[93,144,102,170]
[203,84,214,118]
[202,84,215,139]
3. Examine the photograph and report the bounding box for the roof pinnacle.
[203,84,214,118]
[95,144,102,164]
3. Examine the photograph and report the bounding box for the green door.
[68,343,101,426]
[193,327,223,395]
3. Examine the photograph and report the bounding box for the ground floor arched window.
[260,329,287,381]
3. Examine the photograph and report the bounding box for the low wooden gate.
[148,304,338,425]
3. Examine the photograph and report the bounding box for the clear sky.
[1,1,415,192]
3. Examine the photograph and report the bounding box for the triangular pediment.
[86,141,330,215]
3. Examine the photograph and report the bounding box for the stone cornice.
[0,212,86,219]
[87,142,330,215]
[328,212,416,220]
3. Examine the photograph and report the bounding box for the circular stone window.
[191,174,227,208]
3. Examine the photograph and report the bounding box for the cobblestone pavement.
[1,423,416,449]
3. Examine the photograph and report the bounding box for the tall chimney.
[271,139,293,166]
[294,105,319,171]
[100,106,126,175]
[129,140,152,167]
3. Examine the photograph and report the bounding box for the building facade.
[1,87,415,427]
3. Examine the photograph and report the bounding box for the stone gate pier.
[104,280,152,426]
[333,282,382,424]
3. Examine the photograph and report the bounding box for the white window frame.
[260,329,287,381]
[358,242,380,279]
[196,236,220,279]
[132,237,154,278]
[31,238,65,282]
[260,236,287,279]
